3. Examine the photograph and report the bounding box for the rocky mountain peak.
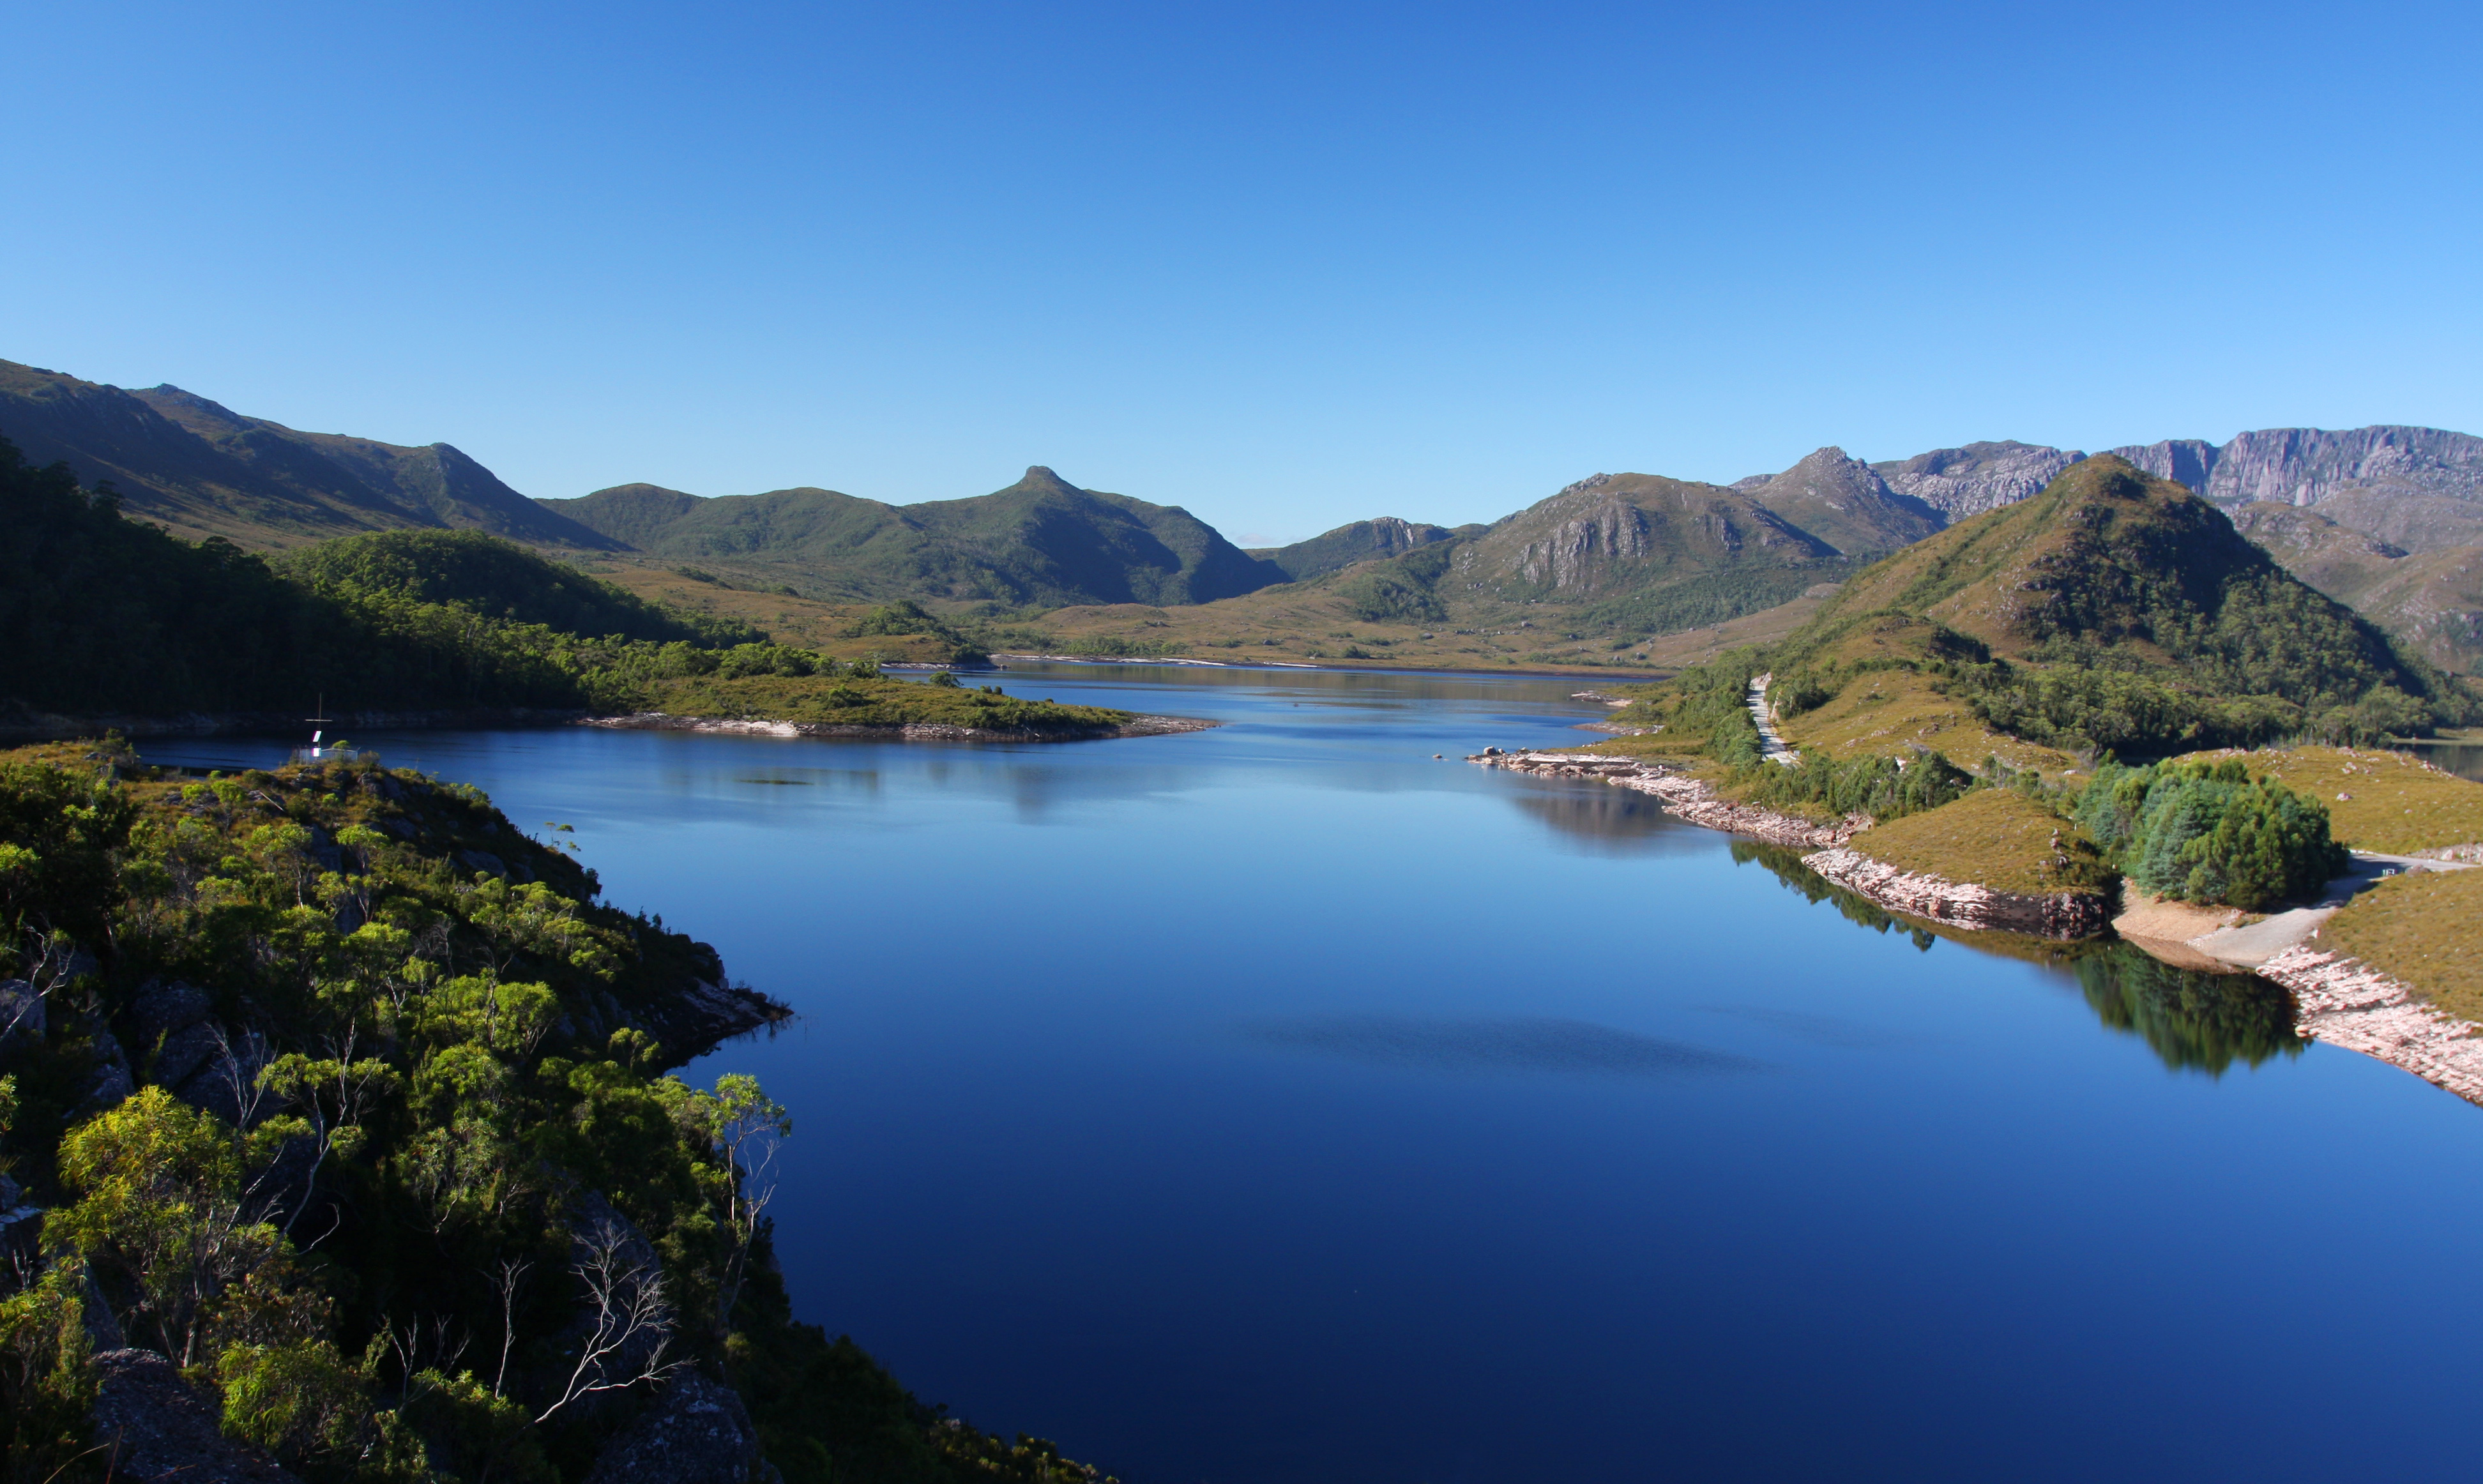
[1873,441,2084,520]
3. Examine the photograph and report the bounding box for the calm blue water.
[148,666,2483,1483]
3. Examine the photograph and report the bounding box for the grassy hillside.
[0,440,1147,735]
[1763,456,2470,757]
[2231,502,2483,676]
[1248,517,1472,581]
[278,530,764,647]
[540,466,1287,608]
[0,360,612,550]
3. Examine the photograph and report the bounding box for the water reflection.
[2073,951,2303,1074]
[1240,1015,1767,1079]
[1731,840,1938,951]
[1727,840,2302,1073]
[1508,776,1709,856]
[2404,739,2483,784]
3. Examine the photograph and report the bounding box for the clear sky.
[10,1,2477,545]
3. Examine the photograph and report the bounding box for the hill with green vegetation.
[1247,517,1476,582]
[0,738,1119,1482]
[1760,455,2471,757]
[1743,446,1945,558]
[0,360,614,551]
[2228,502,2483,677]
[278,529,765,648]
[1574,458,2483,922]
[540,467,1287,608]
[0,438,1153,739]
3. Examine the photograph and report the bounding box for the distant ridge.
[0,360,614,550]
[1250,517,1473,582]
[1745,446,1944,557]
[542,465,1288,608]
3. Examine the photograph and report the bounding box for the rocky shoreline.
[1801,847,2113,939]
[1471,750,2108,938]
[585,711,1217,741]
[2256,945,2483,1106]
[1469,750,1856,847]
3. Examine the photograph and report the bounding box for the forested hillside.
[1761,456,2470,756]
[0,738,1116,1481]
[541,466,1287,607]
[0,439,1130,738]
[0,362,611,550]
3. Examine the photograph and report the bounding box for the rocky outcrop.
[1468,751,1857,847]
[1872,441,2085,520]
[2256,944,2483,1106]
[1800,847,2111,939]
[582,1373,773,1484]
[621,972,790,1070]
[1448,475,1837,603]
[90,1348,301,1483]
[1747,447,1945,556]
[2109,425,2483,554]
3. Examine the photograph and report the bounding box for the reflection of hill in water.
[1510,778,1708,856]
[1728,842,2300,1074]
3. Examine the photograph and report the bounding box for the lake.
[146,665,2483,1483]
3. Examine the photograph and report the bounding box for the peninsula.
[1473,458,2483,1102]
[0,736,1121,1480]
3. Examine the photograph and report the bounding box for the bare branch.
[534,1220,678,1425]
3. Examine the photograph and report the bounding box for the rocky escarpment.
[1871,441,2086,521]
[1468,750,1857,847]
[2256,944,2483,1106]
[1445,474,1837,603]
[1799,847,2111,939]
[2113,425,2483,510]
[2113,425,2483,554]
[1745,447,1945,557]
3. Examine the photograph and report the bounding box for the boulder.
[151,1018,224,1089]
[89,1348,300,1483]
[582,1372,772,1484]
[0,978,43,1042]
[77,1028,135,1114]
[133,978,213,1047]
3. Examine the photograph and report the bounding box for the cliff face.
[1872,441,2086,521]
[1254,515,1464,581]
[1747,446,1945,557]
[2109,425,2483,554]
[1446,473,1837,602]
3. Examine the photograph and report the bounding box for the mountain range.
[0,360,612,549]
[4,354,2477,670]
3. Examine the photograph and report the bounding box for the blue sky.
[10,1,2477,544]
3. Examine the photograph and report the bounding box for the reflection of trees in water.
[1513,782,1703,854]
[1729,841,2302,1073]
[1730,840,1935,950]
[2073,948,2301,1074]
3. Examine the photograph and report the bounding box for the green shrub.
[1744,748,1976,822]
[2077,758,2347,909]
